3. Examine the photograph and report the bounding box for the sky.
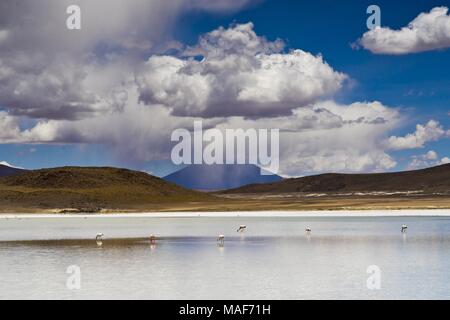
[0,0,449,177]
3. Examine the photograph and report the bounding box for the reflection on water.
[1,215,450,299]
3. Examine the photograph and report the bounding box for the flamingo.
[95,233,104,247]
[237,225,247,233]
[401,225,408,233]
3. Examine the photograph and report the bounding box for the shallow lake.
[1,214,450,299]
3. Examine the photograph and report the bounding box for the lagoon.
[1,212,450,299]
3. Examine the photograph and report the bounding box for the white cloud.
[0,1,257,120]
[218,100,401,176]
[0,112,23,142]
[0,87,213,163]
[425,150,438,160]
[0,0,256,54]
[281,151,397,176]
[386,120,448,150]
[137,23,347,117]
[0,97,402,176]
[408,150,450,170]
[358,7,450,54]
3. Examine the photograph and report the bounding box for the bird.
[217,235,225,244]
[401,225,408,233]
[95,233,104,247]
[149,234,156,244]
[237,225,247,233]
[305,227,312,233]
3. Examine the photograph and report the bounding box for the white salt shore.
[1,209,450,219]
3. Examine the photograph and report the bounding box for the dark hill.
[163,164,283,190]
[0,164,26,177]
[0,167,212,211]
[221,163,450,194]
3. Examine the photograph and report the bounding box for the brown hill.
[0,167,212,211]
[221,164,450,194]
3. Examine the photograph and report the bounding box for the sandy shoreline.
[1,209,450,219]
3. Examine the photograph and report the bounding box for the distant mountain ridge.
[221,163,450,194]
[0,163,27,177]
[1,164,450,213]
[163,164,283,190]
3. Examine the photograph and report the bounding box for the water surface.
[1,215,450,299]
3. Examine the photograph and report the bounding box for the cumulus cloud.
[0,112,23,142]
[408,150,450,170]
[0,50,152,120]
[0,0,256,54]
[425,150,438,160]
[0,56,114,120]
[0,87,216,163]
[1,97,402,176]
[357,7,450,54]
[137,23,347,117]
[220,100,399,131]
[274,101,400,176]
[386,120,449,150]
[282,151,397,176]
[0,1,257,120]
[206,100,401,176]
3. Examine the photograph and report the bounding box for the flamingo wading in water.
[237,225,247,233]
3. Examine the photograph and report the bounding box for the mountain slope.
[163,164,283,190]
[221,163,450,194]
[0,164,26,177]
[0,167,212,211]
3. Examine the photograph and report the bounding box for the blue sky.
[0,0,449,176]
[177,0,449,120]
